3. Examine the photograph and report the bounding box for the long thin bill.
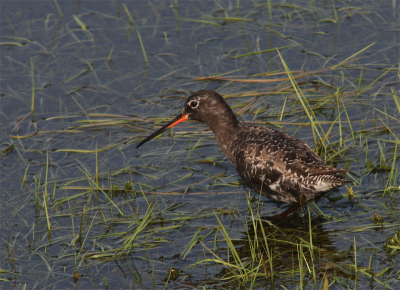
[136,113,188,148]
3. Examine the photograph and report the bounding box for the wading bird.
[137,90,350,218]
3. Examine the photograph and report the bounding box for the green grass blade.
[73,15,87,30]
[137,28,148,63]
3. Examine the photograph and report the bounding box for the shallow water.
[1,1,399,289]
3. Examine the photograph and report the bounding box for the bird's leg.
[272,203,300,221]
[299,194,306,216]
[272,195,308,221]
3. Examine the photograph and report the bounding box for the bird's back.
[229,123,349,204]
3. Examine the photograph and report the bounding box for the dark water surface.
[1,0,399,289]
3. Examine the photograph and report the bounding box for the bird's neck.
[205,110,240,160]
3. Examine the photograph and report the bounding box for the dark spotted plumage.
[137,90,350,208]
[228,124,349,204]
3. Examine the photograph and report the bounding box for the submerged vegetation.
[1,0,399,289]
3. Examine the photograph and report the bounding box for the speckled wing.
[232,125,349,202]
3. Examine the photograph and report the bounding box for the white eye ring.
[189,100,198,108]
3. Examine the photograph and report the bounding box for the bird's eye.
[189,101,198,108]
